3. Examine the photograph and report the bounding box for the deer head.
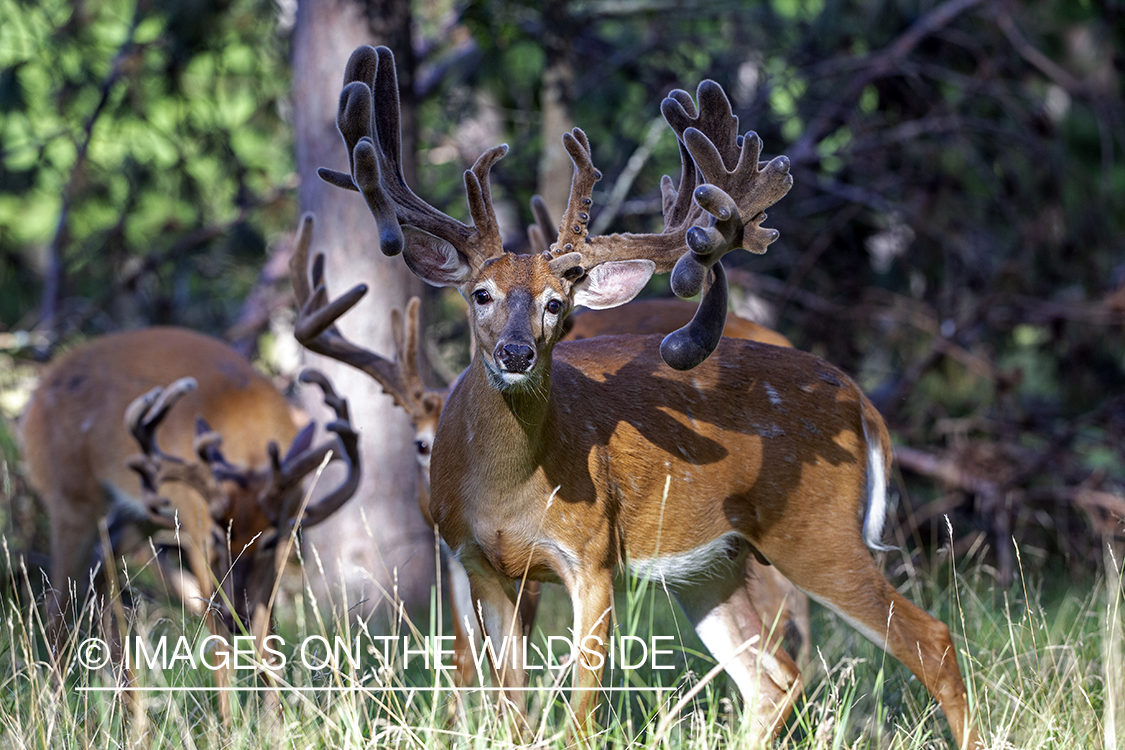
[317,45,793,372]
[125,368,359,623]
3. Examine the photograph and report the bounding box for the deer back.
[566,297,792,349]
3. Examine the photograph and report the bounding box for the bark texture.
[291,0,433,623]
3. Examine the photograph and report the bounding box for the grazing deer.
[20,327,358,717]
[309,45,981,748]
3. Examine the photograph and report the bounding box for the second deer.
[21,327,358,719]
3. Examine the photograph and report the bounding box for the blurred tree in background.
[1,0,1122,588]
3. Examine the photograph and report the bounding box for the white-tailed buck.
[290,216,810,688]
[307,45,980,748]
[20,327,358,715]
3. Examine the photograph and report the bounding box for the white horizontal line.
[77,686,669,693]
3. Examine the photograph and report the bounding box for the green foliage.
[0,0,294,335]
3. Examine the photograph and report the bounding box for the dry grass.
[0,525,1120,750]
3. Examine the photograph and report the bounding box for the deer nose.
[497,342,535,373]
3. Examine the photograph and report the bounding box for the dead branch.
[789,0,988,165]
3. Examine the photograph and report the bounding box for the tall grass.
[0,533,1120,749]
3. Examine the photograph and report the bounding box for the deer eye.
[414,439,431,456]
[546,299,563,315]
[472,289,492,305]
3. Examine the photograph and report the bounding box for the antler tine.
[661,81,741,173]
[192,417,225,466]
[125,377,198,459]
[527,195,554,254]
[465,145,509,252]
[289,213,421,412]
[289,213,317,314]
[189,417,238,519]
[392,297,424,404]
[268,369,360,530]
[549,129,601,262]
[660,137,701,231]
[124,378,225,522]
[392,296,447,429]
[318,45,506,271]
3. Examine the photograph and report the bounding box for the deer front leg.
[47,502,98,652]
[446,555,478,689]
[567,571,614,742]
[246,549,285,718]
[180,521,232,723]
[466,563,528,738]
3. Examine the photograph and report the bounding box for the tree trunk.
[291,0,433,624]
[537,0,576,223]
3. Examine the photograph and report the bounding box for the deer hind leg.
[675,559,803,744]
[775,543,981,750]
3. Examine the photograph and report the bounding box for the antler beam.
[318,46,506,273]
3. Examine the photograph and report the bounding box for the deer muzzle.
[496,342,535,373]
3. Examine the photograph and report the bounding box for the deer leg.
[447,553,478,689]
[516,580,541,639]
[47,501,99,649]
[84,518,149,729]
[676,561,802,744]
[152,546,206,615]
[567,571,613,743]
[181,528,232,723]
[773,544,981,750]
[746,555,810,668]
[466,564,528,737]
[250,598,282,717]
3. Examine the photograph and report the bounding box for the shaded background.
[1,0,1122,612]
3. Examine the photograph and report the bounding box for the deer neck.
[456,352,558,486]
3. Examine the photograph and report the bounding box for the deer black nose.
[497,343,535,373]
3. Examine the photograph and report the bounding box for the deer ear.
[402,227,473,287]
[572,260,655,310]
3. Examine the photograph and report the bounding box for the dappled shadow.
[539,334,864,545]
